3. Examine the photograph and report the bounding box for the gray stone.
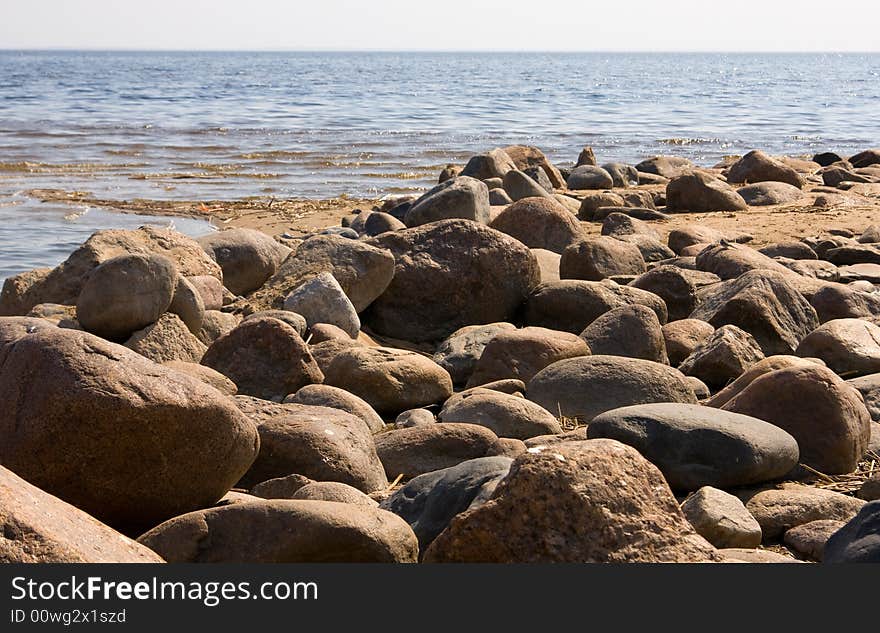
[283,272,360,338]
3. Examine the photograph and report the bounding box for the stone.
[826,244,880,266]
[243,309,307,337]
[235,397,386,492]
[423,440,719,562]
[285,384,385,433]
[678,325,764,389]
[364,220,540,343]
[780,258,840,281]
[823,501,880,563]
[577,191,625,220]
[705,355,821,409]
[75,253,177,341]
[291,482,379,507]
[531,248,561,282]
[579,304,667,363]
[695,242,796,281]
[663,319,715,366]
[380,456,513,552]
[722,364,871,474]
[636,156,695,179]
[362,212,406,236]
[783,520,845,561]
[666,172,749,212]
[525,279,667,334]
[168,275,205,334]
[137,500,418,563]
[850,149,880,168]
[249,474,314,499]
[738,181,806,206]
[195,310,240,346]
[527,355,697,423]
[502,170,552,201]
[566,165,614,190]
[282,272,360,338]
[163,360,237,395]
[523,166,554,192]
[858,475,880,501]
[488,197,582,254]
[460,149,516,180]
[201,317,323,401]
[502,145,566,189]
[433,322,516,385]
[466,326,589,388]
[0,465,164,563]
[681,486,763,549]
[719,548,800,563]
[323,346,453,415]
[395,408,435,428]
[601,162,639,188]
[404,176,490,227]
[601,212,659,239]
[848,373,880,422]
[810,283,880,323]
[744,485,866,539]
[197,228,290,295]
[248,235,395,313]
[124,312,207,364]
[813,152,844,167]
[588,403,799,490]
[186,275,225,311]
[0,327,259,530]
[0,226,221,317]
[689,270,819,355]
[488,188,513,205]
[635,266,720,319]
[374,423,506,479]
[796,318,880,375]
[822,166,870,187]
[726,150,805,188]
[438,390,561,440]
[560,237,646,281]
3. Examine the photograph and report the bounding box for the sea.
[1,50,878,282]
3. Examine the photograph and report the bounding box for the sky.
[1,0,878,52]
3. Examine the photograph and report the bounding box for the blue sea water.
[0,50,878,280]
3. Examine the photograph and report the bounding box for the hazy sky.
[1,0,878,52]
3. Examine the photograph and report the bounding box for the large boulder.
[0,226,221,316]
[162,360,237,395]
[285,384,385,433]
[681,486,763,549]
[0,464,164,563]
[666,172,748,212]
[76,253,177,341]
[695,241,795,280]
[197,228,290,295]
[524,279,667,334]
[579,304,667,363]
[363,220,540,342]
[796,318,880,375]
[201,317,323,401]
[744,485,866,539]
[137,500,418,563]
[705,355,822,409]
[566,165,614,190]
[423,440,720,562]
[404,176,490,227]
[689,270,819,355]
[737,181,806,206]
[380,456,513,552]
[502,145,566,188]
[0,327,259,530]
[438,389,562,440]
[234,397,387,492]
[488,197,582,253]
[282,272,360,338]
[432,322,516,385]
[663,319,715,366]
[527,355,697,423]
[168,275,205,334]
[502,170,552,201]
[823,501,880,563]
[667,224,752,255]
[248,235,395,312]
[722,364,871,474]
[559,237,646,281]
[678,324,765,389]
[466,326,590,387]
[124,312,207,364]
[587,403,799,490]
[725,150,805,188]
[375,423,508,479]
[636,156,695,179]
[630,266,719,321]
[460,148,516,180]
[847,372,880,422]
[323,346,453,415]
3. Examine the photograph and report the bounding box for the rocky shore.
[2,144,880,563]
